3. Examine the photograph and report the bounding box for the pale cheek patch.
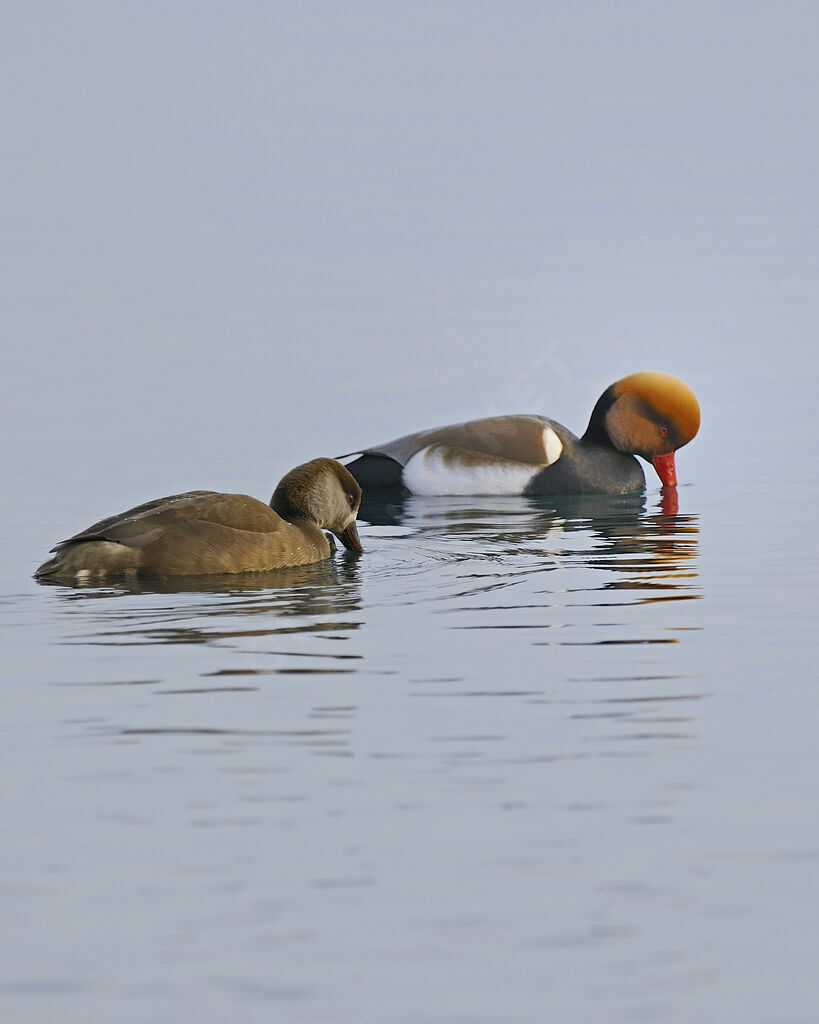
[403,448,539,496]
[542,427,563,465]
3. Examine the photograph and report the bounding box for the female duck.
[345,371,700,496]
[35,458,362,580]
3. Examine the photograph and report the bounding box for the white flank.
[542,426,563,465]
[403,447,538,496]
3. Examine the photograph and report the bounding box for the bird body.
[345,372,700,496]
[35,458,362,580]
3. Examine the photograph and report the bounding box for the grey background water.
[2,4,818,1022]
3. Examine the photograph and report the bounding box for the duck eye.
[659,425,668,437]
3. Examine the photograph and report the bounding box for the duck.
[35,458,363,581]
[344,371,700,496]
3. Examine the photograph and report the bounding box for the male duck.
[35,458,362,580]
[345,371,700,496]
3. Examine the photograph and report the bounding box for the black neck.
[581,384,617,448]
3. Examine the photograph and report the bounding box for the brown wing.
[39,492,330,577]
[362,415,577,467]
[131,517,325,575]
[55,492,281,550]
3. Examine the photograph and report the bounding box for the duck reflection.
[39,553,364,648]
[359,487,699,602]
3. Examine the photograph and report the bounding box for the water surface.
[5,477,818,1023]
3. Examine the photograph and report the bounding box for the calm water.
[4,475,818,1023]
[3,4,819,1023]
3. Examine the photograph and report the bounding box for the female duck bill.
[338,522,363,552]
